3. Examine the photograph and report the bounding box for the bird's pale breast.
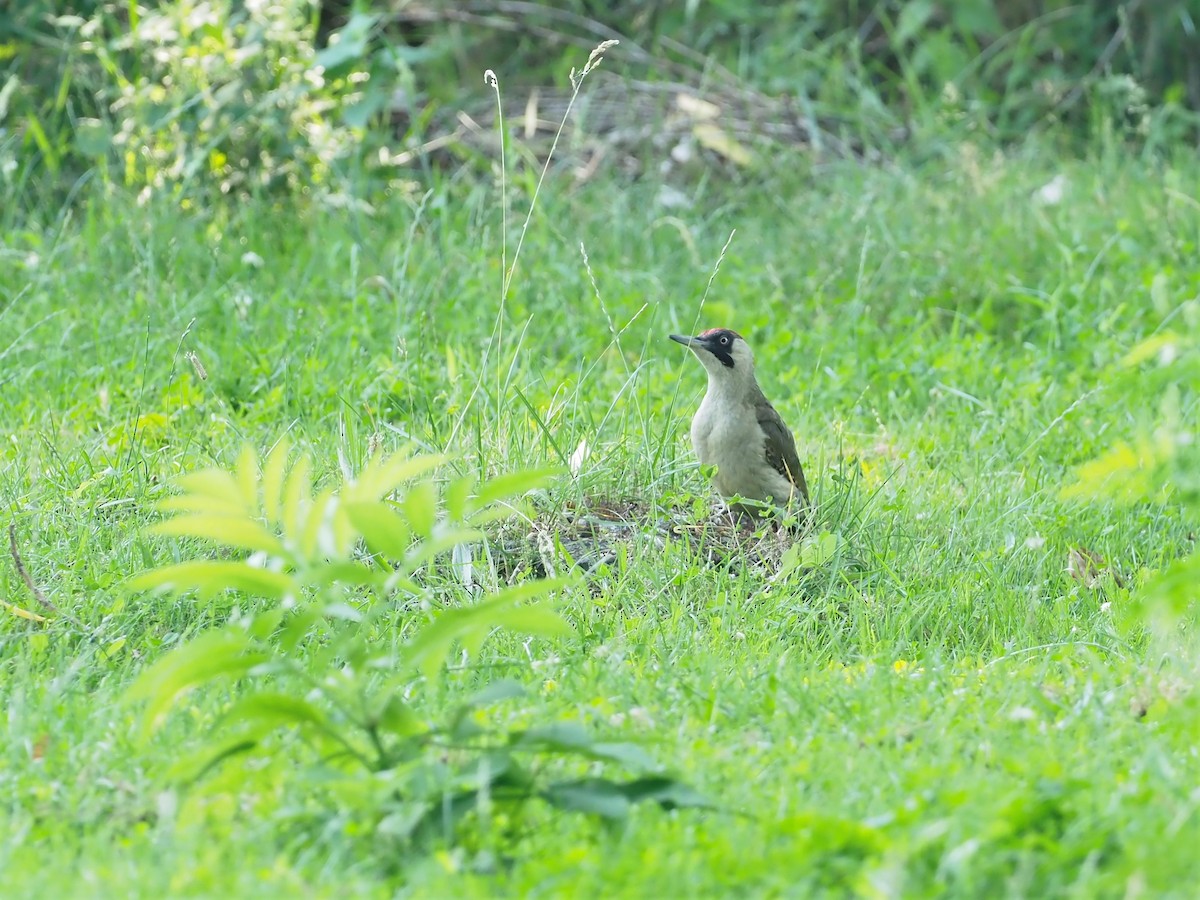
[691,393,793,507]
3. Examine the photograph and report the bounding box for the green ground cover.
[2,145,1198,896]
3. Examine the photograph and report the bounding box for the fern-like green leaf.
[466,468,560,514]
[218,690,333,734]
[1061,437,1171,504]
[281,453,312,540]
[261,438,291,525]
[299,487,337,561]
[403,480,438,539]
[126,630,270,736]
[234,445,259,515]
[344,500,413,558]
[150,514,286,555]
[172,468,247,515]
[159,492,247,516]
[404,577,573,680]
[444,474,476,522]
[404,527,485,570]
[351,451,447,502]
[128,561,295,601]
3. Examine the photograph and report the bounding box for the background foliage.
[2,0,1198,201]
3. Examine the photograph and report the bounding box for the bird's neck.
[704,370,758,405]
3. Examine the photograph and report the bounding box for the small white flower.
[241,251,264,268]
[568,439,589,477]
[1034,175,1066,206]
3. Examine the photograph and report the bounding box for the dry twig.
[8,522,85,628]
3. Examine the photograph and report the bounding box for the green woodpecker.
[670,328,810,521]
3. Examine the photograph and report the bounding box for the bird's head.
[669,328,755,380]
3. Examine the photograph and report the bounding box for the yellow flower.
[893,659,924,677]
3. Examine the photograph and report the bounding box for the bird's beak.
[669,333,698,347]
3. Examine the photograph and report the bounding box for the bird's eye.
[719,336,729,345]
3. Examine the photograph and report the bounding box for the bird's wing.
[756,399,810,505]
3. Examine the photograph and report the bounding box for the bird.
[670,328,810,524]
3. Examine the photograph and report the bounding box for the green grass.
[2,144,1198,897]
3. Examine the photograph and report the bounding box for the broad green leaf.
[377,693,425,739]
[126,630,269,736]
[448,679,525,739]
[585,742,661,773]
[344,500,413,558]
[150,515,286,555]
[449,716,488,742]
[543,775,708,819]
[403,480,438,539]
[73,117,111,156]
[799,531,841,569]
[466,468,560,514]
[459,621,493,661]
[403,603,496,681]
[490,606,574,640]
[514,721,596,753]
[247,607,286,640]
[460,678,526,710]
[279,605,321,653]
[514,725,660,770]
[219,691,331,733]
[342,86,390,128]
[542,778,630,819]
[128,561,295,601]
[262,438,291,525]
[166,733,265,784]
[404,615,477,681]
[456,750,516,791]
[616,776,711,810]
